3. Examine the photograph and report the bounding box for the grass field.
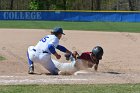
[0,84,140,93]
[0,21,140,32]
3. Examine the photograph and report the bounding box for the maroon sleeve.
[78,52,98,64]
[78,52,91,61]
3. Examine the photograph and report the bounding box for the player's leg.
[27,51,34,74]
[27,46,35,74]
[39,54,59,75]
[52,56,77,75]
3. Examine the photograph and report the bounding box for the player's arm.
[94,64,98,71]
[48,44,61,59]
[56,45,71,54]
[94,59,99,71]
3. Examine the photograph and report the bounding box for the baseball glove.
[64,51,79,60]
[64,53,71,60]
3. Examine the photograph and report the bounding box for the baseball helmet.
[92,46,104,60]
[52,27,65,35]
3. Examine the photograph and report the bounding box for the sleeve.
[49,37,59,48]
[56,45,67,53]
[48,44,56,54]
[78,53,85,59]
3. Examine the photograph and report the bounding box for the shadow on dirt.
[28,73,42,75]
[103,71,124,74]
[29,72,52,75]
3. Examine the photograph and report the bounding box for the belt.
[33,49,48,53]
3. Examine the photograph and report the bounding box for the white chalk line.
[0,75,94,84]
[0,79,91,82]
[0,74,140,85]
[0,76,91,80]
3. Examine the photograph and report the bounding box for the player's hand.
[56,54,61,59]
[72,51,79,58]
[54,53,61,59]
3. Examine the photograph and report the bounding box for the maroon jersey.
[78,52,99,64]
[78,52,93,61]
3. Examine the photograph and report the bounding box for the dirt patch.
[0,29,140,84]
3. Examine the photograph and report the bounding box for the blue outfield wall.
[0,11,140,22]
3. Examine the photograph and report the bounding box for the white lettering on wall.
[3,12,42,20]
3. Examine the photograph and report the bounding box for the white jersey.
[34,35,59,54]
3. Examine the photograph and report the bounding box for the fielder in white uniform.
[27,27,71,75]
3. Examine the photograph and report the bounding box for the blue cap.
[52,27,65,35]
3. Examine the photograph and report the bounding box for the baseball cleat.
[28,65,34,74]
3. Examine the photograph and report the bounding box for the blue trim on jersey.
[56,45,67,53]
[48,44,56,54]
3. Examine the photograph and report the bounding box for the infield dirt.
[0,29,140,85]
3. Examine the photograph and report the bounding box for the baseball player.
[27,27,71,75]
[52,46,104,75]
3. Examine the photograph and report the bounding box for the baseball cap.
[52,27,65,35]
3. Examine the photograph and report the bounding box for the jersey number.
[40,36,49,43]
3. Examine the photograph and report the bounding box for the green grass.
[0,84,140,93]
[0,21,140,32]
[0,56,6,61]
